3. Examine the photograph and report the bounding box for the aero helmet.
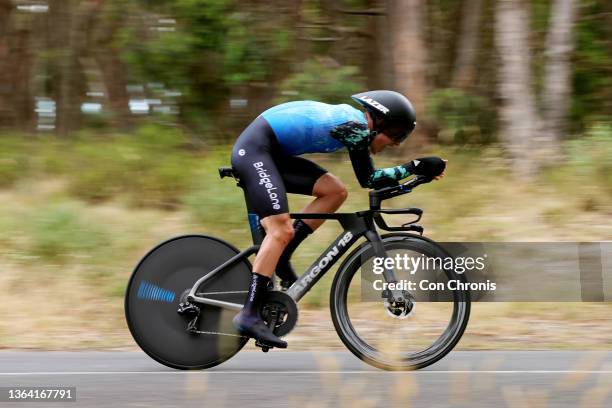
[351,90,417,142]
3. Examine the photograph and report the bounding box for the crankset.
[260,291,298,337]
[255,291,298,352]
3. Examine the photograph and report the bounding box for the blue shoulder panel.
[261,101,366,156]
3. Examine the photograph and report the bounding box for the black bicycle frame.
[186,168,427,310]
[186,210,397,308]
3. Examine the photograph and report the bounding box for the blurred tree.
[387,0,429,150]
[496,0,579,172]
[452,0,483,89]
[0,0,34,130]
[92,0,132,128]
[571,0,612,131]
[542,0,577,154]
[495,0,542,175]
[46,0,90,136]
[0,0,15,128]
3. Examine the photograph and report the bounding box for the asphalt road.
[1,351,611,407]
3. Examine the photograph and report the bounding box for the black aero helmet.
[351,90,417,142]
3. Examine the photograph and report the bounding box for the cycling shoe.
[232,313,288,349]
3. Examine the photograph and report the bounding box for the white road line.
[1,370,612,375]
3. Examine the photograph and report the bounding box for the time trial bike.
[125,167,470,371]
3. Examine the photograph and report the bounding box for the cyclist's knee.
[314,173,348,202]
[271,222,294,246]
[336,183,348,203]
[263,215,295,246]
[328,177,348,204]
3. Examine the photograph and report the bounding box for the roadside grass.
[0,129,612,349]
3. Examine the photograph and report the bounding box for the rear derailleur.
[177,301,201,333]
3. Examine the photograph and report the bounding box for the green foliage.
[275,58,364,104]
[0,138,31,188]
[222,12,293,85]
[544,123,612,211]
[425,88,496,144]
[566,123,612,193]
[571,0,612,131]
[54,125,200,208]
[0,126,200,210]
[26,202,110,261]
[181,147,247,229]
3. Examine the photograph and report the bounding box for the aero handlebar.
[368,175,432,209]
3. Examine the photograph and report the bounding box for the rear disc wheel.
[125,235,252,370]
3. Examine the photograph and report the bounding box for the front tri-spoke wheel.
[330,234,470,370]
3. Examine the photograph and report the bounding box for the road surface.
[1,351,611,407]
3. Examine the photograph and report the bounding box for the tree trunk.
[48,0,85,136]
[0,0,15,128]
[495,0,541,175]
[0,1,34,131]
[542,0,577,155]
[12,27,34,131]
[361,0,393,89]
[92,0,131,129]
[387,0,428,151]
[451,0,483,89]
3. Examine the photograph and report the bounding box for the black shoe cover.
[276,260,298,290]
[232,312,288,349]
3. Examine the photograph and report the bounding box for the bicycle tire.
[330,233,470,371]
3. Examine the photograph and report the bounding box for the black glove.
[403,157,446,178]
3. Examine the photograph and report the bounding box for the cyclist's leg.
[231,117,295,277]
[278,156,348,230]
[230,117,292,347]
[300,172,348,230]
[275,157,348,285]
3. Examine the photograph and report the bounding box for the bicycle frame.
[186,169,428,311]
[186,211,395,309]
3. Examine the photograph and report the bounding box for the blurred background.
[0,0,611,350]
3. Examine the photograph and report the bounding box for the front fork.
[364,229,413,305]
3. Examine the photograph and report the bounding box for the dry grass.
[1,148,612,350]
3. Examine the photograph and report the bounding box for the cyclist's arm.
[347,148,410,189]
[331,121,411,189]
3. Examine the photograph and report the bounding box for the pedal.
[255,340,272,352]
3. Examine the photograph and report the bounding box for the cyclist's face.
[365,111,400,154]
[370,133,399,154]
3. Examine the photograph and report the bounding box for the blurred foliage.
[425,88,496,144]
[0,124,202,209]
[274,58,364,104]
[571,0,612,132]
[543,123,612,212]
[63,126,199,208]
[565,123,612,193]
[0,138,31,188]
[182,147,248,229]
[26,202,110,262]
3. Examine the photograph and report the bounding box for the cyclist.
[231,90,447,348]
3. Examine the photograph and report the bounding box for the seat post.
[243,189,265,245]
[219,165,265,245]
